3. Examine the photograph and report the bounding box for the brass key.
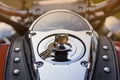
[55,34,68,44]
[39,42,56,60]
[39,34,69,60]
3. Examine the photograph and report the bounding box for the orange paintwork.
[0,44,9,80]
[114,41,120,68]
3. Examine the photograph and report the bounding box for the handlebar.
[0,0,120,35]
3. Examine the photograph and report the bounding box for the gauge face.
[30,10,92,31]
[37,34,85,64]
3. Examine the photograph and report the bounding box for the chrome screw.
[81,61,89,67]
[36,62,44,68]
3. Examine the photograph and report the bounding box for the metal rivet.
[104,67,110,73]
[14,47,20,52]
[14,57,20,63]
[103,55,109,60]
[13,69,20,75]
[103,46,109,50]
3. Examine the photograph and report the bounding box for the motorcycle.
[0,0,120,80]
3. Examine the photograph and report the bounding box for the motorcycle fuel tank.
[28,10,98,80]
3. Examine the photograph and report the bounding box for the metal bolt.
[14,57,20,63]
[81,61,89,67]
[103,55,109,60]
[104,67,110,73]
[28,32,36,38]
[103,45,109,50]
[13,69,20,75]
[36,62,43,68]
[86,31,93,35]
[14,47,20,52]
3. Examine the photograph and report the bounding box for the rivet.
[14,57,20,63]
[103,45,109,50]
[13,69,20,75]
[14,47,20,52]
[103,55,109,60]
[104,67,110,73]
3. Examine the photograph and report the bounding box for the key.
[39,42,56,60]
[55,34,68,44]
[39,34,69,60]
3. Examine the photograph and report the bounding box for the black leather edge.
[23,35,38,80]
[93,36,120,80]
[3,37,32,80]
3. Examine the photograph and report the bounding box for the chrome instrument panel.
[28,10,98,80]
[29,29,94,80]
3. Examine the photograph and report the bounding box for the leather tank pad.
[93,36,120,80]
[3,36,120,80]
[4,37,32,80]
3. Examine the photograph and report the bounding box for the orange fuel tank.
[0,44,9,80]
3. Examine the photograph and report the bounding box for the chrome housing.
[28,10,98,80]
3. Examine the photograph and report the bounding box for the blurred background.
[0,0,120,43]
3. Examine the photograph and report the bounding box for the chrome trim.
[29,29,96,80]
